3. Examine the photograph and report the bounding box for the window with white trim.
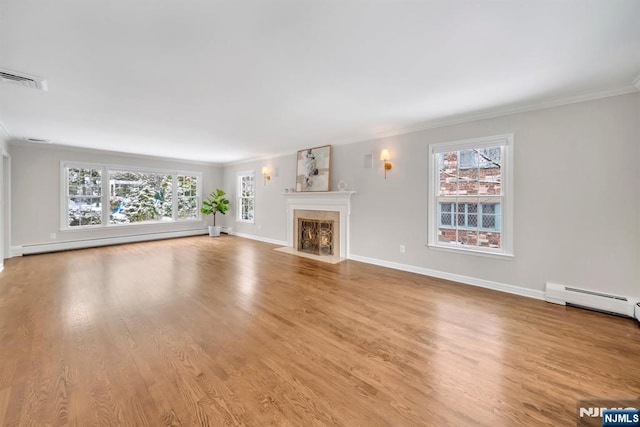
[63,163,201,228]
[108,170,173,224]
[428,134,513,256]
[237,171,255,222]
[65,167,103,226]
[176,174,199,220]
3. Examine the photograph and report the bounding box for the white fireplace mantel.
[283,191,355,258]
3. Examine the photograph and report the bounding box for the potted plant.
[201,189,230,237]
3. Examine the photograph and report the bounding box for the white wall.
[221,156,297,244]
[0,135,7,156]
[222,93,640,298]
[11,143,222,251]
[0,125,10,268]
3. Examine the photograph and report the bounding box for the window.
[177,174,199,220]
[109,170,173,224]
[428,134,513,256]
[237,171,255,222]
[62,163,201,229]
[66,167,103,227]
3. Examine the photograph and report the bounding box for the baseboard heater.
[545,282,639,320]
[14,228,208,256]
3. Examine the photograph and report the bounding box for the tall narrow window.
[177,174,199,220]
[66,167,103,227]
[428,134,513,256]
[237,171,255,222]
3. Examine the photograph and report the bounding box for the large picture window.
[428,134,513,257]
[237,171,255,222]
[109,170,173,224]
[62,163,201,229]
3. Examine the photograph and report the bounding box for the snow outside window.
[66,167,103,227]
[237,171,255,223]
[62,163,201,229]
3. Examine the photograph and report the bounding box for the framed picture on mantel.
[296,145,331,192]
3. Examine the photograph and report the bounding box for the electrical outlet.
[399,245,405,253]
[50,232,57,240]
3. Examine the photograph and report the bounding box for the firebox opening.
[298,218,334,256]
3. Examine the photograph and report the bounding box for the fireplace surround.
[283,191,355,259]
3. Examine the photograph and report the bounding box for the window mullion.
[102,167,109,226]
[172,174,178,220]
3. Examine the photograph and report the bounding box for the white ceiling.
[1,0,639,164]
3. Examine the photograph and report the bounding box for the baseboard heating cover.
[545,282,639,319]
[13,228,207,256]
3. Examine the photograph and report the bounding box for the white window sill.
[427,243,514,260]
[236,219,255,224]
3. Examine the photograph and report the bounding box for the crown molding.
[328,85,640,147]
[222,85,639,166]
[10,139,224,168]
[5,83,638,169]
[224,149,298,167]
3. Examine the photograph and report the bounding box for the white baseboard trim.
[13,228,208,256]
[11,246,24,257]
[348,253,545,300]
[229,231,287,247]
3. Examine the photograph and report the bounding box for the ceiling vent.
[0,68,48,91]
[25,137,52,144]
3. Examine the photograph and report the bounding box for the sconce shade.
[261,166,271,185]
[380,149,392,179]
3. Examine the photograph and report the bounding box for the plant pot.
[208,225,221,237]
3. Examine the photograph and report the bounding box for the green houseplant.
[201,189,230,237]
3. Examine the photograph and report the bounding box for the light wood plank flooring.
[1,235,639,426]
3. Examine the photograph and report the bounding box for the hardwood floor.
[1,235,639,426]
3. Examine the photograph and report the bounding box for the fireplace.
[298,218,334,256]
[283,191,355,259]
[293,209,340,256]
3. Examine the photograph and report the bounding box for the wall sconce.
[380,149,392,179]
[261,166,271,186]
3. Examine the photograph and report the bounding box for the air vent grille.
[0,69,47,91]
[565,287,628,301]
